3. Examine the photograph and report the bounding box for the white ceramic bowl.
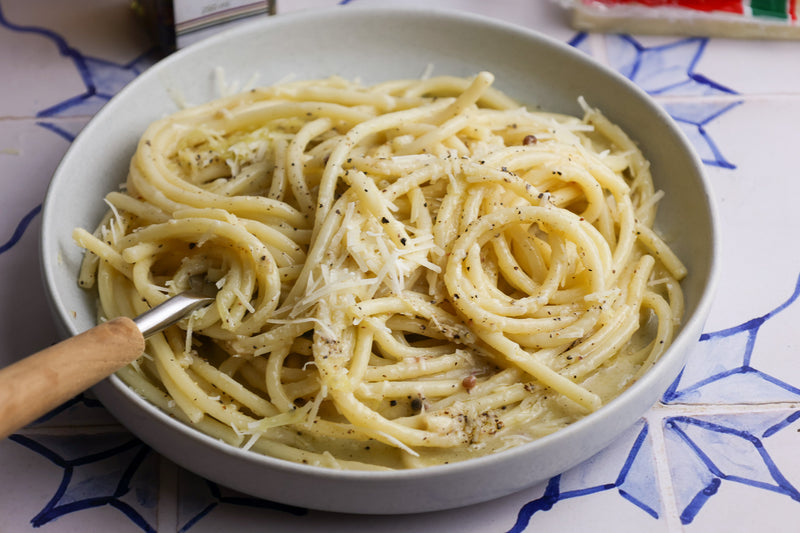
[40,7,718,514]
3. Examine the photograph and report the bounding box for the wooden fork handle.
[0,317,144,439]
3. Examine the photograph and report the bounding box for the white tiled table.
[2,1,800,531]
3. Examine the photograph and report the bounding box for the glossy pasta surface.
[75,73,685,469]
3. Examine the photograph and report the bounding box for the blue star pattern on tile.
[0,203,41,256]
[35,53,154,121]
[664,412,800,525]
[5,2,796,529]
[504,273,800,530]
[0,3,156,125]
[649,273,800,524]
[605,36,735,97]
[26,392,123,429]
[27,393,105,428]
[177,470,307,532]
[8,432,158,531]
[598,34,740,169]
[659,100,741,169]
[506,421,661,532]
[0,2,155,258]
[568,31,592,55]
[664,273,800,404]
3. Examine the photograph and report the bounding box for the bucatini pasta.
[74,72,685,470]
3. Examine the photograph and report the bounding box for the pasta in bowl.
[41,7,717,513]
[73,72,685,470]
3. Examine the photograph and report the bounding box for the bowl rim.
[39,3,720,489]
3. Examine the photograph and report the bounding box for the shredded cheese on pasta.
[74,72,685,470]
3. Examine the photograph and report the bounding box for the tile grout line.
[652,92,800,103]
[0,115,93,122]
[589,31,610,67]
[158,454,180,532]
[646,409,684,533]
[652,401,800,416]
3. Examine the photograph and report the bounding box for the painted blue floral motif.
[506,421,660,532]
[8,432,158,531]
[8,1,797,529]
[506,272,800,529]
[35,54,153,122]
[606,36,734,97]
[0,203,41,255]
[659,100,741,169]
[568,31,592,55]
[665,273,800,404]
[177,471,307,532]
[664,412,800,524]
[0,4,155,132]
[0,1,155,257]
[595,33,740,169]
